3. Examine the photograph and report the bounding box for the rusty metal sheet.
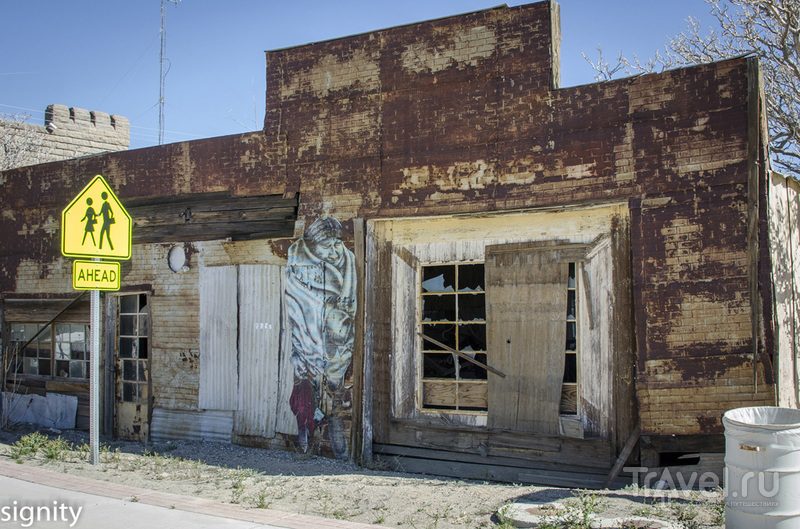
[150,408,233,443]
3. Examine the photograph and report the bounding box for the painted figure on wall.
[285,217,356,459]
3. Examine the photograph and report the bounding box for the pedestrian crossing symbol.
[62,175,131,260]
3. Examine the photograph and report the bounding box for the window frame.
[374,205,627,438]
[418,261,488,414]
[116,293,151,405]
[7,322,91,380]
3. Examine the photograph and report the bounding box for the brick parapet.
[0,104,129,169]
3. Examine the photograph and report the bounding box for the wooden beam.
[603,423,640,489]
[418,332,506,378]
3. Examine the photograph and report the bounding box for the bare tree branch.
[584,0,800,177]
[0,113,54,171]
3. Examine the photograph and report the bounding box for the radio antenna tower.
[159,0,180,145]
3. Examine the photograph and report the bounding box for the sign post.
[62,175,131,465]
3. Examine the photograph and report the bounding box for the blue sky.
[1,1,717,150]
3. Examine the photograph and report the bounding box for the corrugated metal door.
[234,265,283,438]
[198,265,238,410]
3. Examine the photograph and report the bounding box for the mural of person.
[81,198,98,246]
[285,217,356,459]
[98,191,115,250]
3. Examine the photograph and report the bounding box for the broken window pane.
[55,341,70,360]
[138,338,149,359]
[567,290,576,320]
[38,339,51,360]
[568,262,576,288]
[459,354,488,380]
[421,324,457,351]
[24,358,37,375]
[566,321,577,351]
[70,361,85,379]
[458,263,484,291]
[421,294,456,322]
[423,353,456,379]
[421,265,456,293]
[120,315,136,336]
[123,359,137,381]
[120,295,138,314]
[563,353,577,383]
[38,359,51,377]
[119,337,136,358]
[123,382,136,402]
[55,360,69,378]
[139,293,149,312]
[458,293,485,321]
[458,324,486,352]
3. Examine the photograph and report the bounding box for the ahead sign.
[73,260,121,291]
[62,175,131,260]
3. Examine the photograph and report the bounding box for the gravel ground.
[0,425,725,528]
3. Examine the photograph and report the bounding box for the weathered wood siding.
[769,172,800,408]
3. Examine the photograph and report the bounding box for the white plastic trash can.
[723,406,800,529]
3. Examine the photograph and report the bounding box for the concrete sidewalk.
[0,460,386,529]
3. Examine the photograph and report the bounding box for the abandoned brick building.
[2,1,798,487]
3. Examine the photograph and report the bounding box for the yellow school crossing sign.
[62,175,131,261]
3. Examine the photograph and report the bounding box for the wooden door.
[114,293,151,441]
[485,242,587,434]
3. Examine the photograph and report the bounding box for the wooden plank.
[133,206,297,227]
[422,380,457,407]
[559,383,577,415]
[486,244,569,434]
[459,381,488,408]
[374,443,611,477]
[746,57,761,389]
[418,333,506,377]
[45,380,89,393]
[369,221,394,444]
[790,179,800,407]
[2,298,91,323]
[133,220,296,244]
[126,193,296,213]
[352,218,367,461]
[603,423,640,488]
[391,244,417,419]
[375,449,611,489]
[385,418,613,470]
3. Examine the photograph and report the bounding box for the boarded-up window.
[485,242,588,434]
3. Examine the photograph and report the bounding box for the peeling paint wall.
[0,0,778,449]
